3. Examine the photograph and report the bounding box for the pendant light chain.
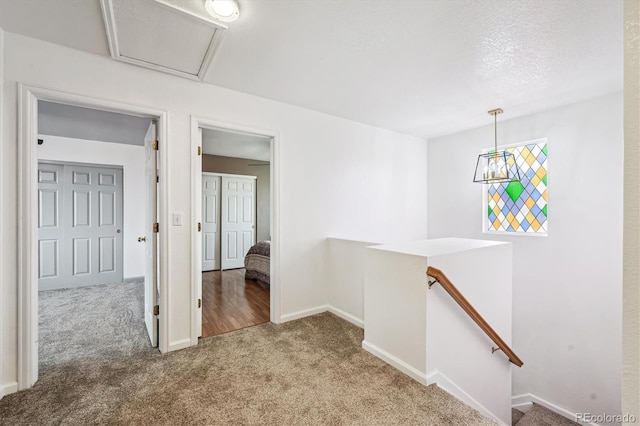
[494,111,498,154]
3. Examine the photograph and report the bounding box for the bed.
[244,241,270,286]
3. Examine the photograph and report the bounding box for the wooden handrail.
[426,266,524,367]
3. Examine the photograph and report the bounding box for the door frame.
[190,116,281,345]
[17,84,170,390]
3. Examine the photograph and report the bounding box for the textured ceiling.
[0,0,623,139]
[0,0,109,57]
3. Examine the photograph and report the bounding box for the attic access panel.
[101,0,226,80]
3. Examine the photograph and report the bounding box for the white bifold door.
[202,174,221,271]
[201,173,256,271]
[38,162,124,290]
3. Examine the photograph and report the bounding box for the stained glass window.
[485,139,547,235]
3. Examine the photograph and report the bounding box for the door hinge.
[198,298,202,308]
[153,305,159,316]
[152,140,159,150]
[197,146,201,156]
[198,222,201,232]
[153,222,159,233]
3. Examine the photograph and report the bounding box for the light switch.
[172,212,182,226]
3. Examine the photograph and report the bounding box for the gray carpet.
[515,403,580,426]
[1,283,498,425]
[512,408,525,425]
[38,281,154,370]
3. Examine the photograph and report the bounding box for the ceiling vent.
[100,0,227,80]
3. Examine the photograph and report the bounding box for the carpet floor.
[514,403,580,425]
[38,281,154,369]
[1,283,497,425]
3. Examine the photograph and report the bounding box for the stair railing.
[426,266,523,367]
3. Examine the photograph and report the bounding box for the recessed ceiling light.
[204,0,239,22]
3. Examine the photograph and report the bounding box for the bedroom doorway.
[36,107,158,368]
[18,85,169,391]
[191,119,278,341]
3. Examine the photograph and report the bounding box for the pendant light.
[473,108,520,183]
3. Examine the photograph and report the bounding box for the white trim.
[280,305,329,323]
[202,171,257,180]
[361,340,427,385]
[191,122,202,344]
[327,306,364,328]
[167,338,193,352]
[359,339,504,425]
[190,116,282,347]
[278,305,364,328]
[0,382,18,400]
[156,113,170,355]
[511,394,535,414]
[511,393,598,426]
[17,84,170,392]
[427,370,504,425]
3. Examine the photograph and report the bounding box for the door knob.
[138,236,146,242]
[117,229,121,233]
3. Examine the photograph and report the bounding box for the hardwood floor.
[201,268,270,338]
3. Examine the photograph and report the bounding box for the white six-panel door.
[221,176,256,270]
[38,162,124,290]
[144,121,159,347]
[202,174,221,271]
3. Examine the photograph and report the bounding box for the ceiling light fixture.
[204,0,240,22]
[473,108,520,183]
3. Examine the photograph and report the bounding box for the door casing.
[191,116,281,346]
[17,84,169,391]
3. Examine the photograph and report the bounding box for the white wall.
[623,0,640,420]
[427,92,623,418]
[37,134,146,280]
[0,25,13,400]
[362,239,513,424]
[0,33,428,391]
[326,238,381,326]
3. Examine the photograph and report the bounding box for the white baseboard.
[427,370,504,425]
[361,340,427,385]
[359,341,505,425]
[280,304,364,328]
[512,393,598,426]
[280,305,329,323]
[0,381,18,400]
[167,338,192,352]
[123,276,144,283]
[327,306,364,328]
